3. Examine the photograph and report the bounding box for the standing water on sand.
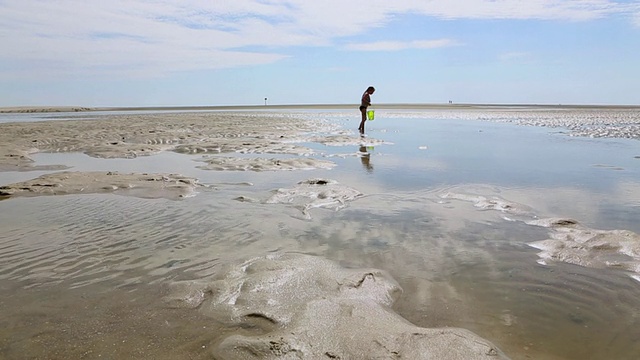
[0,107,639,359]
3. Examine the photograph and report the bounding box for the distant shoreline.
[1,103,640,114]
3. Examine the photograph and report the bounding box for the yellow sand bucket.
[367,110,375,120]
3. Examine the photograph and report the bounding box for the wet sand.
[1,107,639,359]
[0,111,507,359]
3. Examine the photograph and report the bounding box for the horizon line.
[2,102,640,114]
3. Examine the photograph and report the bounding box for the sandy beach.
[1,106,639,359]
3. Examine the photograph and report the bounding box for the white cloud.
[634,10,640,27]
[346,39,459,52]
[0,0,636,79]
[384,0,624,21]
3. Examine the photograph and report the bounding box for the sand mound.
[527,218,640,281]
[440,191,535,219]
[164,253,507,359]
[0,171,204,200]
[0,145,71,172]
[440,188,640,282]
[264,179,363,219]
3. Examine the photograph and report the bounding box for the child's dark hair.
[367,86,375,92]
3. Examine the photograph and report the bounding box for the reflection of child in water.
[359,145,374,173]
[358,86,375,135]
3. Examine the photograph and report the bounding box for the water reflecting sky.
[1,109,639,359]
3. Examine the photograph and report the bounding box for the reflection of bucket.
[367,110,375,120]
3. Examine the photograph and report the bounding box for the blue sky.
[1,0,639,107]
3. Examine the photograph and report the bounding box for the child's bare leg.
[359,109,366,134]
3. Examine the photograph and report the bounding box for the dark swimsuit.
[360,92,370,111]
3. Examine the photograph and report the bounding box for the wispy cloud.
[346,39,459,52]
[396,0,628,21]
[0,0,636,79]
[634,10,640,27]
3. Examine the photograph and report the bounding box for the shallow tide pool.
[1,109,639,359]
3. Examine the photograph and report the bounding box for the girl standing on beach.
[358,86,375,135]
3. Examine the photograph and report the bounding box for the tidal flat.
[0,106,639,359]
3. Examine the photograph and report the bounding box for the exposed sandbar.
[0,106,94,113]
[0,171,204,200]
[165,253,508,359]
[441,187,640,282]
[0,112,347,200]
[0,112,327,171]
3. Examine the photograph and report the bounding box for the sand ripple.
[0,197,155,288]
[0,195,269,289]
[197,156,335,171]
[174,139,313,155]
[0,112,329,170]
